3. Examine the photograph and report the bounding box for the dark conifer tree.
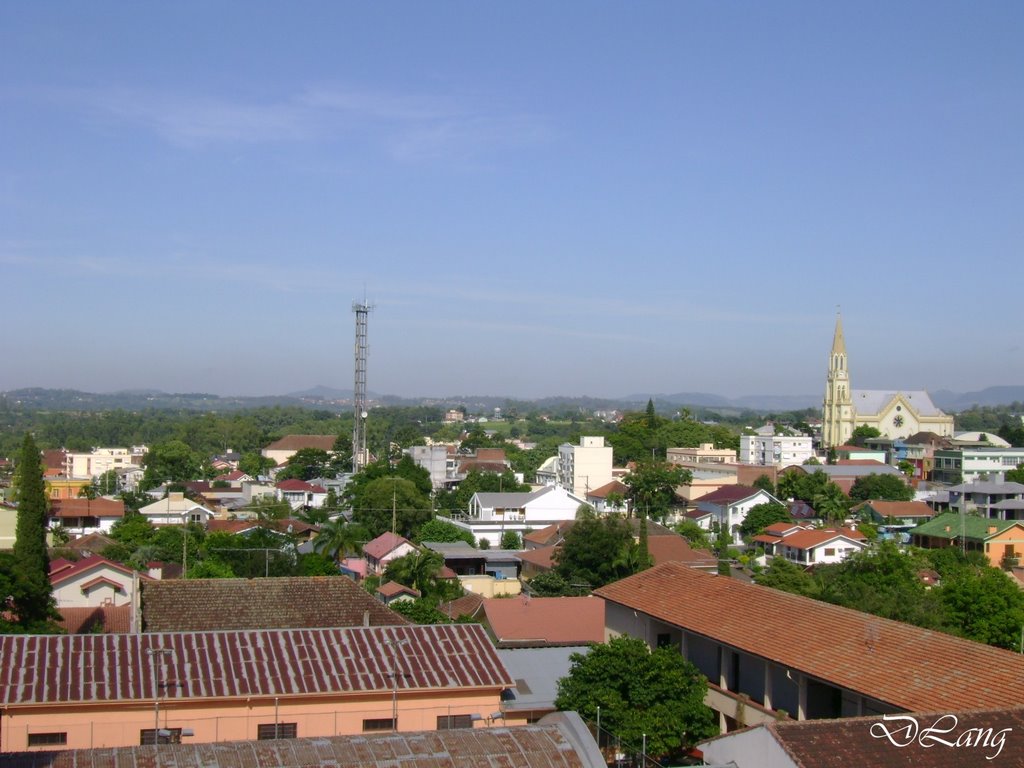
[13,432,57,629]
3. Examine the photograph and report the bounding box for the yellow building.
[822,315,954,448]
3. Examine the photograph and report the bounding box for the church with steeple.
[822,314,954,448]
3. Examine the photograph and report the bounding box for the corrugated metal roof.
[1,717,600,768]
[0,624,513,706]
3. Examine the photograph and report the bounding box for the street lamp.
[146,647,173,745]
[385,638,409,731]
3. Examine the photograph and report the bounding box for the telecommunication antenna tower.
[352,300,372,472]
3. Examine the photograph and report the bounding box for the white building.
[740,426,814,467]
[138,492,216,526]
[557,436,613,496]
[696,485,784,545]
[64,446,147,480]
[453,485,588,543]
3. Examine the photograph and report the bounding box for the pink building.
[0,624,514,752]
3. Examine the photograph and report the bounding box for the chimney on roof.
[988,525,997,534]
[944,525,951,533]
[363,610,370,627]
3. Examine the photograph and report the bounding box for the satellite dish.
[361,411,368,419]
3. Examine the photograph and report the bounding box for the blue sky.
[2,2,1022,400]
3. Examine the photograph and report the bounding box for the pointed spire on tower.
[831,310,847,357]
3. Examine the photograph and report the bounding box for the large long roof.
[595,562,1024,713]
[1,714,603,768]
[852,389,945,417]
[141,576,407,632]
[0,624,512,706]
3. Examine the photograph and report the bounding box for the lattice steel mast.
[352,300,372,472]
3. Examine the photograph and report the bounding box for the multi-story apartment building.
[739,427,814,467]
[557,436,613,496]
[65,446,147,480]
[666,443,737,465]
[932,447,1024,484]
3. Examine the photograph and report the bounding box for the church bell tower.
[823,313,853,447]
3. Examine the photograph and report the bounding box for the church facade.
[822,315,955,448]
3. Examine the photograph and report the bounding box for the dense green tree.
[754,557,820,598]
[752,474,776,495]
[350,476,432,539]
[276,448,333,481]
[500,530,522,550]
[674,519,711,550]
[186,559,236,579]
[623,460,690,521]
[850,425,882,447]
[555,636,716,759]
[554,512,633,589]
[739,502,791,538]
[848,473,914,503]
[389,598,453,624]
[238,451,276,478]
[940,567,1024,650]
[527,571,577,597]
[817,542,946,629]
[12,433,58,630]
[142,440,200,489]
[1005,463,1024,484]
[297,552,342,576]
[414,518,476,546]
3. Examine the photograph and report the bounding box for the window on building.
[140,728,182,745]
[257,723,297,740]
[824,548,836,557]
[362,718,396,732]
[436,714,474,730]
[28,733,67,747]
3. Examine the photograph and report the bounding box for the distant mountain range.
[1,385,1022,414]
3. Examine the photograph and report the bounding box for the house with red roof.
[585,479,629,514]
[49,555,147,612]
[0,624,515,752]
[597,562,1024,731]
[482,595,605,647]
[363,532,418,576]
[777,527,867,566]
[274,479,328,511]
[47,497,125,537]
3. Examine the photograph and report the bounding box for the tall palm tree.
[384,549,445,596]
[312,519,366,561]
[813,482,850,525]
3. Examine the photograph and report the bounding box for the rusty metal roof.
[0,624,513,706]
[1,714,604,768]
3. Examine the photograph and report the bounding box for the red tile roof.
[857,500,935,518]
[518,545,558,571]
[275,478,326,492]
[587,480,629,499]
[264,434,338,451]
[595,562,1024,712]
[483,596,604,646]
[0,624,512,706]
[141,576,407,632]
[646,535,717,568]
[49,555,141,587]
[702,706,1024,767]
[698,485,762,505]
[779,527,866,550]
[523,521,573,547]
[377,581,420,599]
[48,497,125,519]
[57,605,133,634]
[363,532,414,560]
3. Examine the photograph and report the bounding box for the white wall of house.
[740,435,813,467]
[781,538,866,566]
